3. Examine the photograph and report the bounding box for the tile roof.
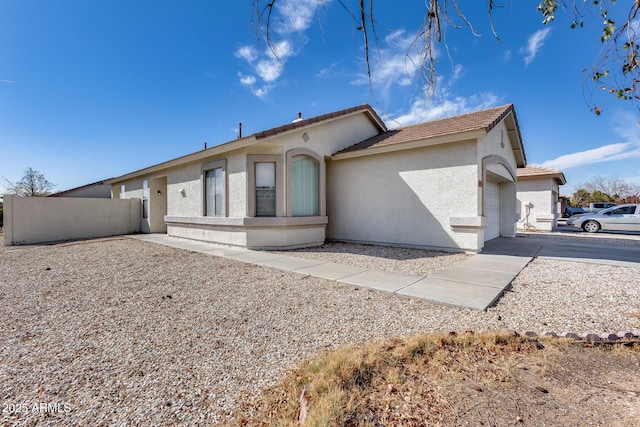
[253,104,387,140]
[517,165,566,184]
[335,104,517,155]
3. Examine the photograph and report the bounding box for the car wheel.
[582,220,601,233]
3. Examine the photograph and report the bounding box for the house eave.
[518,174,567,185]
[503,111,526,167]
[106,136,258,184]
[330,130,484,160]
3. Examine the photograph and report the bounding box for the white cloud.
[238,72,272,99]
[388,65,501,127]
[390,92,500,127]
[239,74,256,86]
[255,59,284,82]
[273,0,319,35]
[521,28,551,66]
[235,46,258,63]
[539,111,640,170]
[539,142,637,170]
[316,63,337,78]
[236,0,330,98]
[351,30,421,94]
[0,79,14,84]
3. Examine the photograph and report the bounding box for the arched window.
[291,155,319,216]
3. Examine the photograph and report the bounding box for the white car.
[566,204,640,233]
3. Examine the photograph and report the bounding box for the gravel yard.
[269,242,471,276]
[1,236,639,425]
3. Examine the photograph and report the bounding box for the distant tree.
[253,1,639,113]
[570,188,591,207]
[578,175,640,201]
[619,194,640,204]
[3,167,56,197]
[590,190,614,203]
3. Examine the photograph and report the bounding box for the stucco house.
[108,103,526,253]
[516,165,566,231]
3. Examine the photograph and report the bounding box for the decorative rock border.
[446,329,640,343]
[512,330,640,342]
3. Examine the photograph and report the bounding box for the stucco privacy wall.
[3,195,141,245]
[327,141,482,252]
[517,179,559,231]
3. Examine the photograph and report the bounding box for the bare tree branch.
[249,1,640,113]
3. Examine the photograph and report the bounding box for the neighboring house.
[49,179,114,198]
[516,165,567,231]
[108,103,526,253]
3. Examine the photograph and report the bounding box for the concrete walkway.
[131,234,545,311]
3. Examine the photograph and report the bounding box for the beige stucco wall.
[327,141,484,252]
[269,113,381,157]
[517,178,559,231]
[3,195,141,245]
[478,121,519,166]
[111,115,378,248]
[166,220,326,249]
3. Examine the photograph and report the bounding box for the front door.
[150,176,168,233]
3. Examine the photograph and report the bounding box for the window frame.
[247,154,284,217]
[201,159,227,217]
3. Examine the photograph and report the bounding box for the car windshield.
[599,206,619,214]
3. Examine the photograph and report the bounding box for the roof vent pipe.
[238,122,242,139]
[292,112,303,123]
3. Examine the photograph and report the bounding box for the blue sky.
[1,0,639,196]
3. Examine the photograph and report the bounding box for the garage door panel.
[485,180,500,241]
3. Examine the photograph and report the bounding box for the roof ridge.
[396,103,513,131]
[253,104,387,140]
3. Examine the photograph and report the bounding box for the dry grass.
[231,332,640,426]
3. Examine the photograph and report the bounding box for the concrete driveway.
[483,233,640,268]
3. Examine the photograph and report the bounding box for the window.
[291,155,319,216]
[201,160,226,217]
[142,179,149,219]
[205,167,224,216]
[611,206,636,215]
[255,162,276,216]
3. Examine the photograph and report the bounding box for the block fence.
[3,195,141,245]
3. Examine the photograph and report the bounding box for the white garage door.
[484,180,501,241]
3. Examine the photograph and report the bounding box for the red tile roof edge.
[517,165,567,184]
[334,104,518,155]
